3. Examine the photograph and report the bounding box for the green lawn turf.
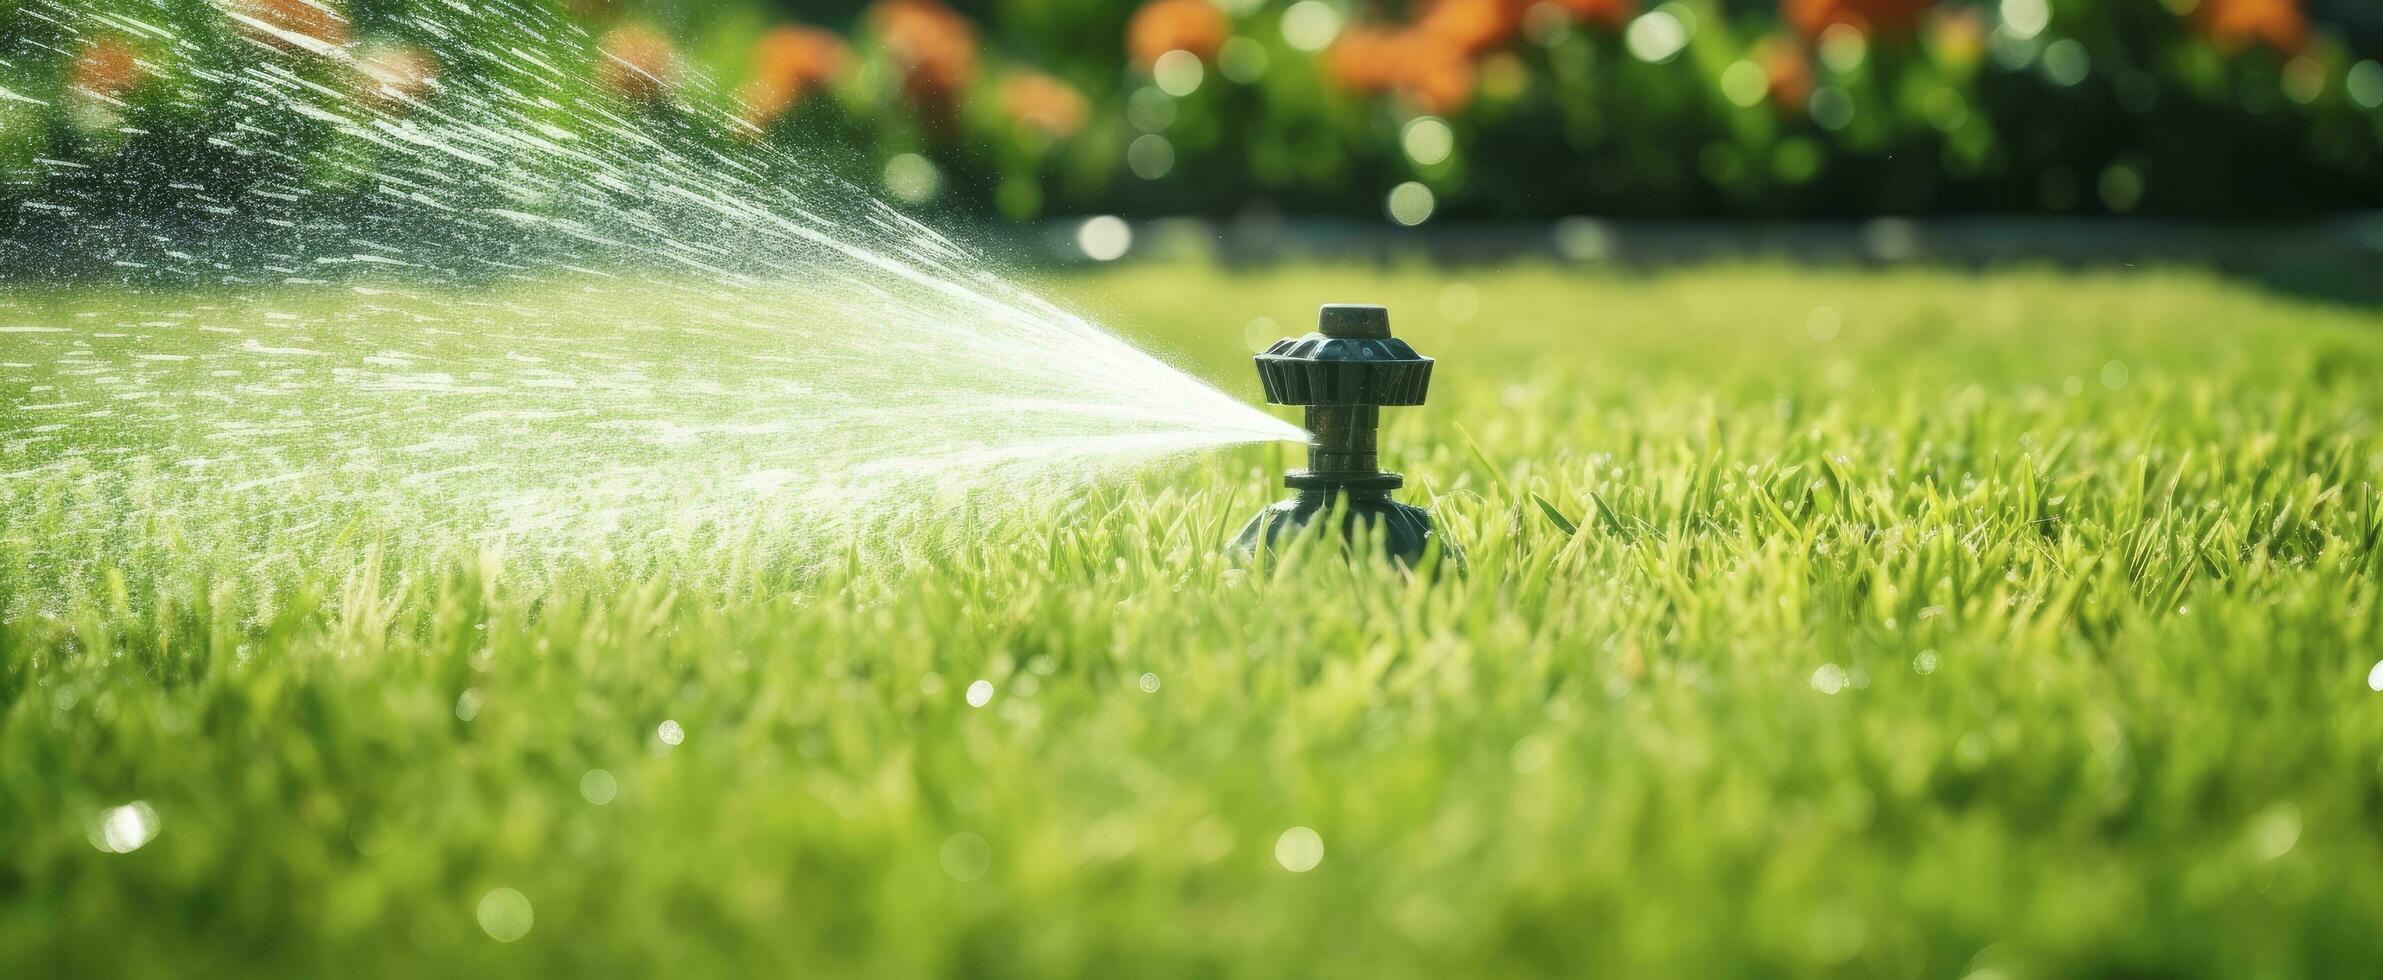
[4,262,2382,976]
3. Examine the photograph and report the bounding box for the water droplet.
[966,680,995,708]
[656,719,685,745]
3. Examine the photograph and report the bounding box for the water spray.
[1234,304,1455,566]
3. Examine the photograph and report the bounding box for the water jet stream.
[0,0,1303,581]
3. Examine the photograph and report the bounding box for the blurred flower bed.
[4,0,2381,226]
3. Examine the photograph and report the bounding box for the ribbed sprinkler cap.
[1254,304,1433,406]
[1318,303,1391,339]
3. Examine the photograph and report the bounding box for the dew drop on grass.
[656,720,685,746]
[966,680,995,708]
[1138,672,1161,693]
[477,888,534,943]
[2367,660,2383,692]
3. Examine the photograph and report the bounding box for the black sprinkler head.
[1233,304,1455,567]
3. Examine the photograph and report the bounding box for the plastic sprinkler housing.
[1233,304,1452,566]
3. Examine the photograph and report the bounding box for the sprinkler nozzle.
[1233,304,1455,567]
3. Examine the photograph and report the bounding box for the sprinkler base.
[1231,488,1448,567]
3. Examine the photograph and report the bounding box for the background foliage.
[3,0,2380,224]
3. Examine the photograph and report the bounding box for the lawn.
[4,262,2382,977]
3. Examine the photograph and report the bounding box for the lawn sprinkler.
[1233,304,1455,567]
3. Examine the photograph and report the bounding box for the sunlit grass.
[4,262,2381,976]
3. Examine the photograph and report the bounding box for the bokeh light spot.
[90,801,160,854]
[1274,826,1324,872]
[2040,39,2089,87]
[941,832,992,881]
[580,769,618,805]
[1219,36,1269,83]
[2001,0,2050,41]
[1128,134,1176,180]
[1720,61,1767,107]
[1386,181,1435,226]
[1805,306,1842,343]
[1401,116,1454,167]
[1818,24,1867,74]
[1625,11,1687,64]
[882,153,942,204]
[2349,61,2383,110]
[1281,1,1342,53]
[1153,49,1204,97]
[1076,216,1133,261]
[477,888,534,942]
[2099,163,2145,212]
[1811,664,1848,694]
[1808,87,1854,131]
[2100,360,2130,390]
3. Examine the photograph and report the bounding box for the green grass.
[5,262,2383,977]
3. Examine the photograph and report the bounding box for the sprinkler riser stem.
[1303,404,1379,477]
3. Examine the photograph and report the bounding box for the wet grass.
[4,262,2382,976]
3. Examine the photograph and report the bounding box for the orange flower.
[226,0,350,54]
[2191,0,2309,54]
[1324,26,1403,93]
[1396,32,1476,113]
[1326,27,1475,112]
[1546,0,1636,33]
[741,26,850,126]
[869,0,980,110]
[1127,0,1231,68]
[1759,35,1813,112]
[67,36,145,100]
[999,72,1088,138]
[1782,0,1934,40]
[1416,0,1521,56]
[597,23,679,104]
[354,43,438,110]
